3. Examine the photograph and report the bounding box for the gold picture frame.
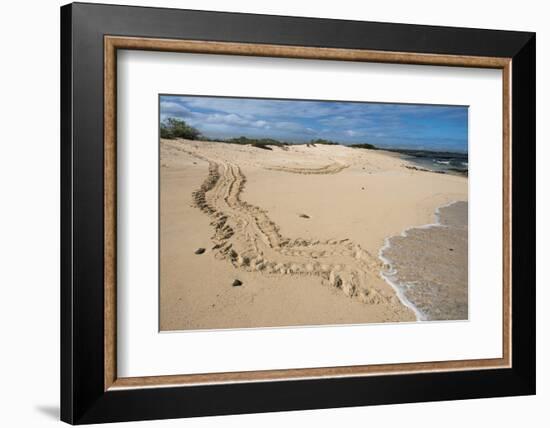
[103,36,512,391]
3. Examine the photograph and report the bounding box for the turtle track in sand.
[265,162,348,175]
[182,147,401,308]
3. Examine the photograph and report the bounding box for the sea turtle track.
[184,148,393,306]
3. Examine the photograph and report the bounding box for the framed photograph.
[60,2,535,424]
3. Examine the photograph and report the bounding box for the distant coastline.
[384,148,468,176]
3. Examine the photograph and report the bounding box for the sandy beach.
[159,138,468,331]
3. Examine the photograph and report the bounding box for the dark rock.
[194,248,206,255]
[232,279,242,287]
[299,214,310,219]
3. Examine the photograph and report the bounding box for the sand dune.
[160,139,467,330]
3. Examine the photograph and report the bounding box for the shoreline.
[379,200,468,321]
[396,151,468,177]
[377,200,459,322]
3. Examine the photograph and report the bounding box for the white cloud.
[159,95,468,150]
[160,101,190,116]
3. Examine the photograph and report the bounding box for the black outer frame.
[60,2,535,424]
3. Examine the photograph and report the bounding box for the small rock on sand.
[194,248,206,255]
[232,279,242,287]
[299,214,310,219]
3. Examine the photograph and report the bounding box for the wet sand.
[380,201,468,321]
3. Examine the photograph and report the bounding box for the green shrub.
[350,143,377,150]
[226,136,286,148]
[160,118,201,140]
[251,142,273,150]
[160,123,172,139]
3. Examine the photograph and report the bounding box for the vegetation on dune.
[160,117,379,151]
[225,136,287,148]
[305,139,378,149]
[251,143,273,150]
[350,143,378,150]
[160,118,202,140]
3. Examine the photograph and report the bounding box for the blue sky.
[160,95,468,153]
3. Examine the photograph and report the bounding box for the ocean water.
[390,149,468,175]
[380,201,468,321]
